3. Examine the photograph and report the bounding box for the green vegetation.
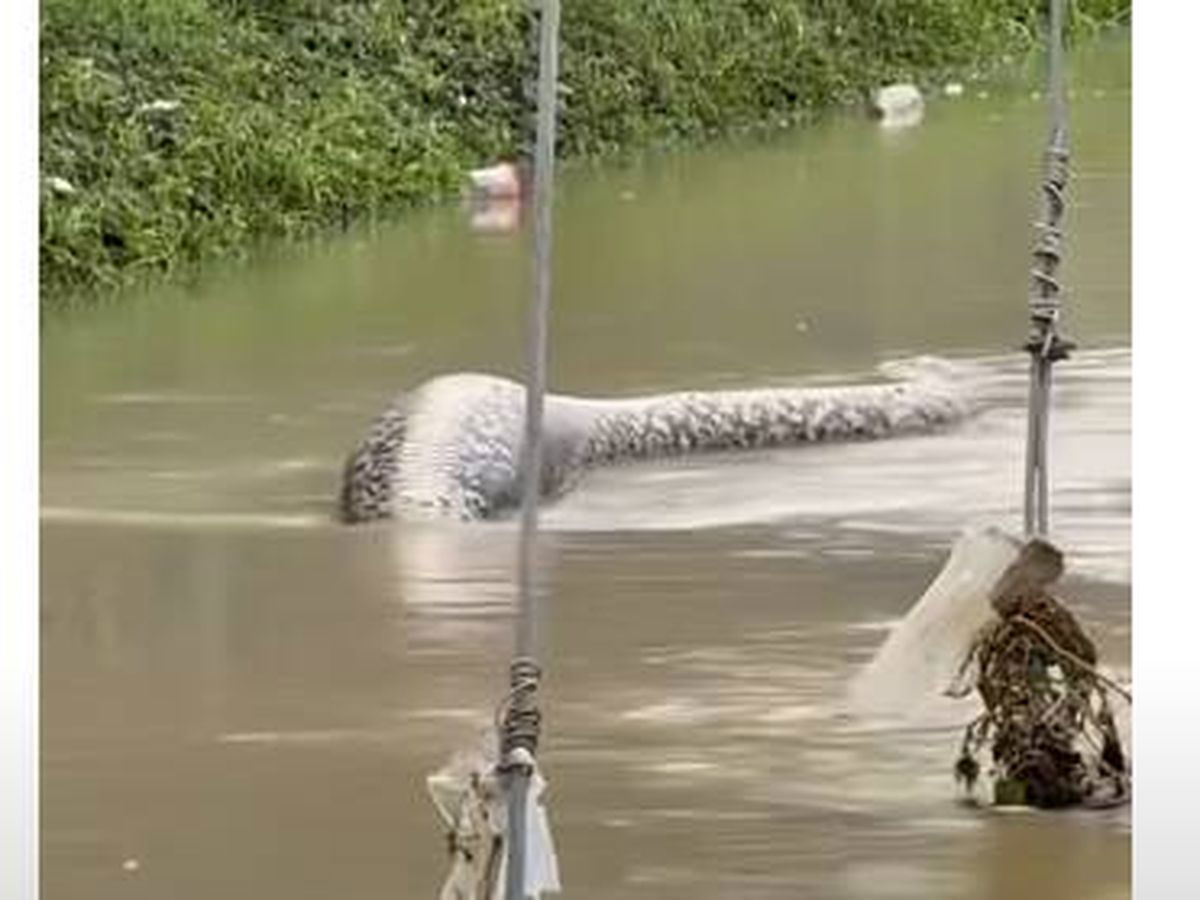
[40,0,1129,310]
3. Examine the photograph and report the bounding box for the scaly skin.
[338,359,973,523]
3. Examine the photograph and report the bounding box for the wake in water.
[546,347,1130,585]
[39,349,1129,589]
[37,507,331,531]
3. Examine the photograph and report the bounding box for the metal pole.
[517,0,560,663]
[1023,0,1073,538]
[505,0,560,897]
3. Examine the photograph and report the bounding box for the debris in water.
[943,82,965,98]
[848,527,1021,720]
[428,741,561,898]
[950,538,1130,809]
[870,84,924,128]
[467,161,522,200]
[466,161,525,233]
[121,858,141,873]
[469,197,521,234]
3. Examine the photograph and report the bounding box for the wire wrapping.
[1027,145,1071,341]
[1023,0,1075,538]
[499,657,543,761]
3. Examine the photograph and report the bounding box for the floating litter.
[848,526,1020,721]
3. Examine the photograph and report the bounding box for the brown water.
[41,37,1130,900]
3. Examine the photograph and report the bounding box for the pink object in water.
[467,162,522,199]
[469,198,521,234]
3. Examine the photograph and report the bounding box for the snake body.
[339,359,972,523]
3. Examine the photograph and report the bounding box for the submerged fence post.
[504,0,561,897]
[1023,0,1075,538]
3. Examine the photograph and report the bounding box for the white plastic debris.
[428,745,560,900]
[943,82,965,97]
[136,99,181,115]
[47,176,76,196]
[496,750,560,899]
[871,83,925,128]
[848,526,1021,719]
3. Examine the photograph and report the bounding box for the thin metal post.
[505,0,561,897]
[1023,0,1073,538]
[1049,0,1067,150]
[516,0,560,664]
[1023,364,1043,537]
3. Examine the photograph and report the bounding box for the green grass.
[39,0,1129,311]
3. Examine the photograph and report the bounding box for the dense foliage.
[40,0,1129,309]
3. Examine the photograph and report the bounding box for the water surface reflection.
[42,36,1129,900]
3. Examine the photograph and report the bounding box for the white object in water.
[428,744,561,899]
[848,526,1021,719]
[943,82,965,97]
[467,162,521,199]
[871,83,925,128]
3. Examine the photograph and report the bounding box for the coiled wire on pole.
[499,657,543,759]
[1023,0,1076,539]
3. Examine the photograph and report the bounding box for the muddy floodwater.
[41,37,1130,900]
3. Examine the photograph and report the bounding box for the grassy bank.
[40,0,1128,311]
